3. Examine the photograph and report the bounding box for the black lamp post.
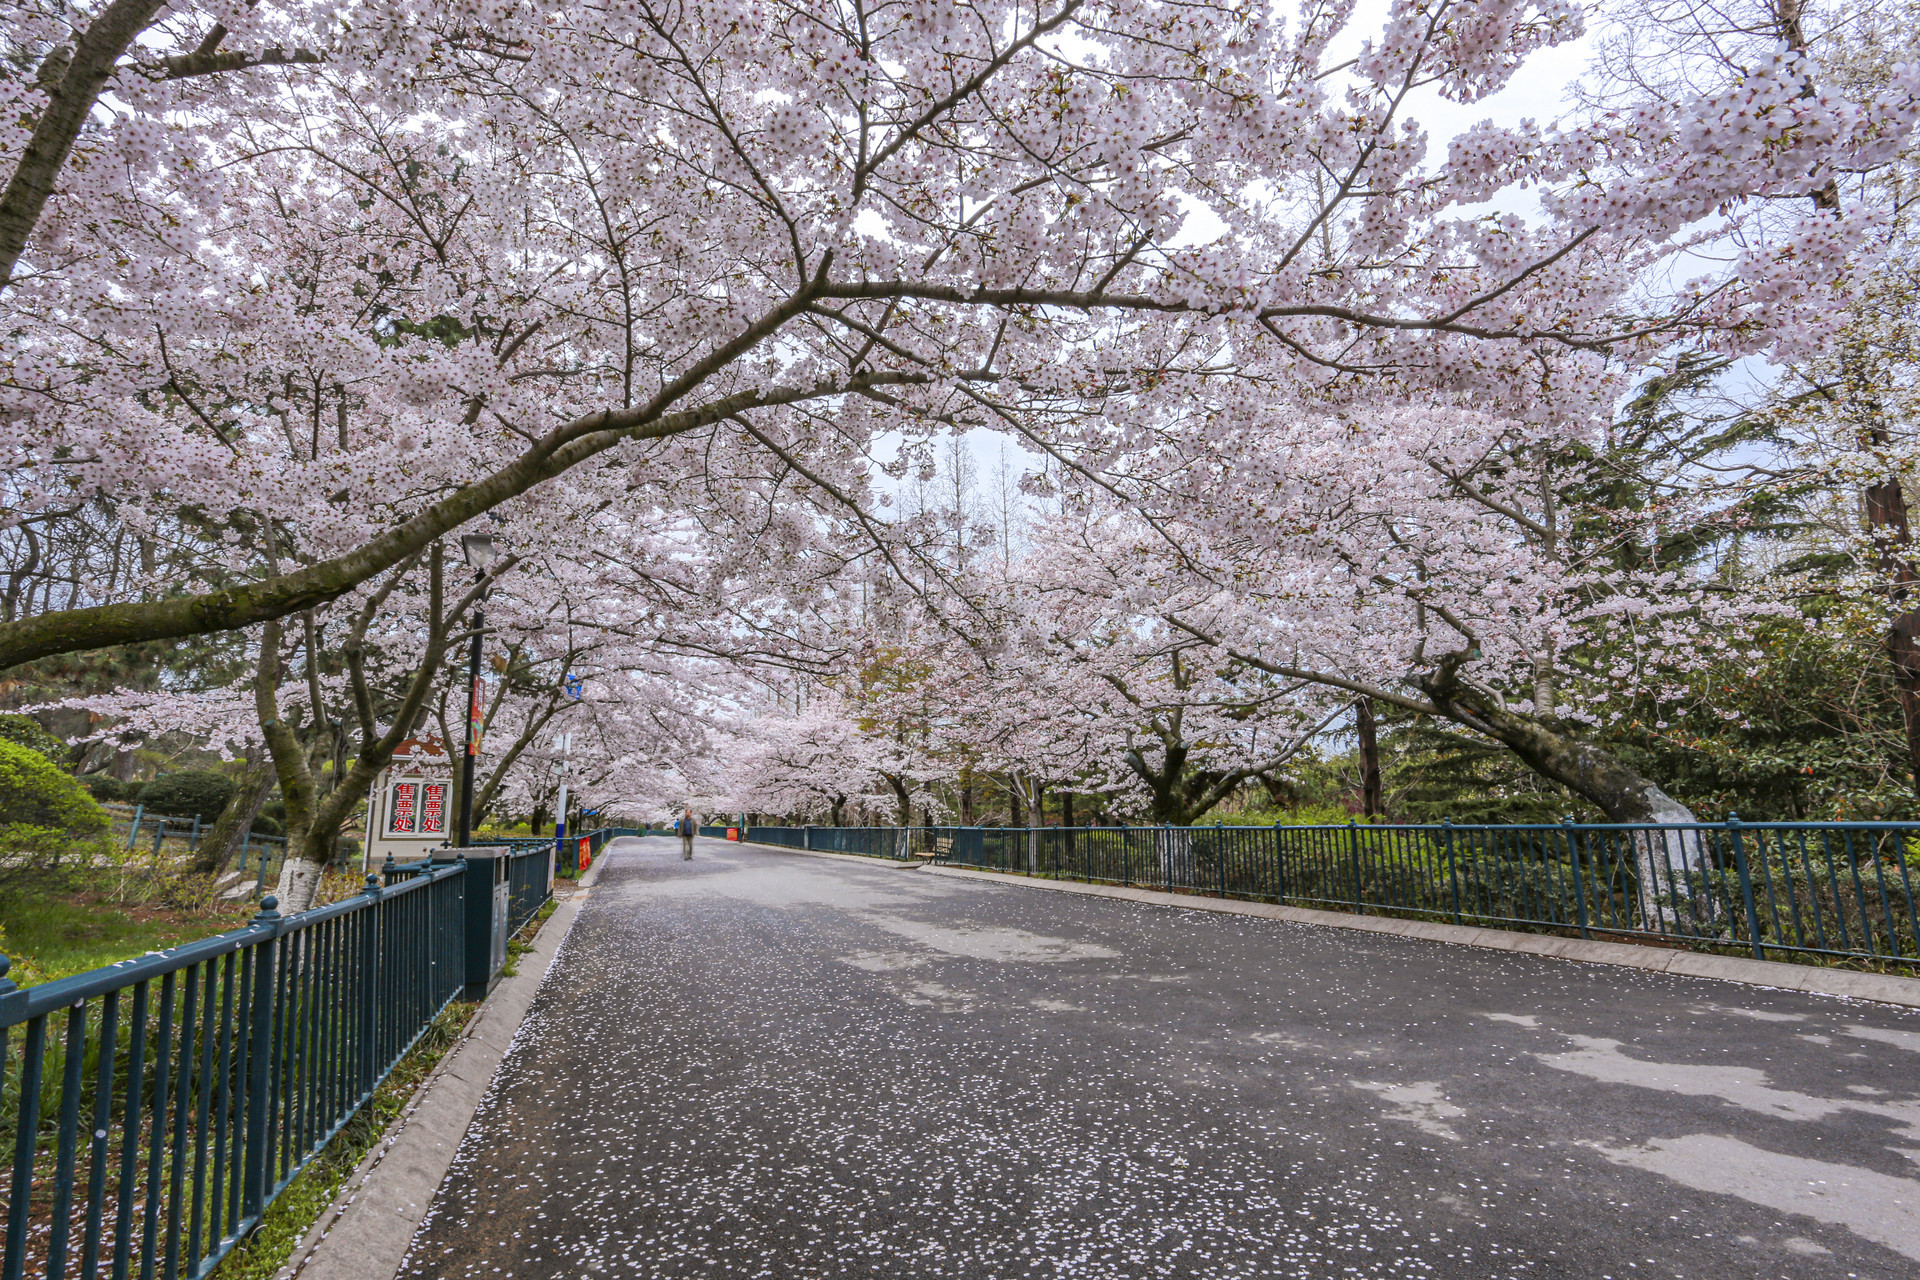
[457,531,495,848]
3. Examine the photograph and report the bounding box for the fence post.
[1120,824,1130,888]
[1347,821,1365,914]
[127,803,143,849]
[804,825,813,851]
[0,953,38,1273]
[190,815,202,852]
[1161,823,1171,892]
[241,896,282,1221]
[1216,821,1227,898]
[1443,821,1462,924]
[1273,821,1287,900]
[1563,816,1590,939]
[1728,813,1765,960]
[358,876,382,1094]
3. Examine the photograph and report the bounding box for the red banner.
[578,835,591,870]
[467,678,487,754]
[390,782,418,834]
[420,782,447,834]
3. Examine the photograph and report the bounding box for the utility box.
[441,846,510,1000]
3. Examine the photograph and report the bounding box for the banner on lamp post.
[467,677,487,754]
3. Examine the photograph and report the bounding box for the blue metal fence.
[0,846,551,1279]
[742,820,1920,969]
[747,827,911,859]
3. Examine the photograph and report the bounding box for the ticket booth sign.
[367,737,453,867]
[386,781,448,835]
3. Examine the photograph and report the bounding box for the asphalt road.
[401,836,1920,1279]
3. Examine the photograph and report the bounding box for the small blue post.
[1347,820,1365,914]
[1273,821,1286,900]
[1729,813,1765,960]
[1564,816,1590,938]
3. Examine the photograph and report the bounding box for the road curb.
[281,850,611,1280]
[921,865,1920,1010]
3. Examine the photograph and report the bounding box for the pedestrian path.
[401,836,1920,1278]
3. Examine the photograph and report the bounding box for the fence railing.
[742,820,1920,970]
[0,861,471,1280]
[505,847,550,936]
[748,826,915,859]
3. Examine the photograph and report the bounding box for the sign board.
[367,737,455,865]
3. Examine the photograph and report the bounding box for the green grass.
[0,887,254,985]
[500,898,558,977]
[210,998,480,1280]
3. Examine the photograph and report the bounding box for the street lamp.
[457,532,496,848]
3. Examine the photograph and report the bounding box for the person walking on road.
[677,808,696,860]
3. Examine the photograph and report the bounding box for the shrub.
[79,775,131,802]
[0,741,109,834]
[0,714,65,765]
[136,770,237,823]
[249,814,284,837]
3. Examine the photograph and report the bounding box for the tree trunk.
[959,767,974,825]
[1354,697,1384,817]
[1008,779,1024,828]
[1416,656,1708,927]
[191,749,274,875]
[1863,466,1920,792]
[883,773,912,826]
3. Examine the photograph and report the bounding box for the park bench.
[913,835,953,862]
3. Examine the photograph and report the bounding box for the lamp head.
[459,532,496,571]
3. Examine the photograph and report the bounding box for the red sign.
[420,782,447,834]
[727,827,739,841]
[390,782,418,834]
[578,835,591,869]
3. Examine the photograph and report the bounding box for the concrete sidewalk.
[400,836,1920,1279]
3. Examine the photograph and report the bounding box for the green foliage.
[1598,610,1915,821]
[0,886,251,983]
[135,769,237,823]
[0,714,65,764]
[78,774,132,802]
[1386,721,1583,825]
[0,739,109,833]
[1212,801,1373,827]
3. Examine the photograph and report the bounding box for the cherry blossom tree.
[7,0,1914,685]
